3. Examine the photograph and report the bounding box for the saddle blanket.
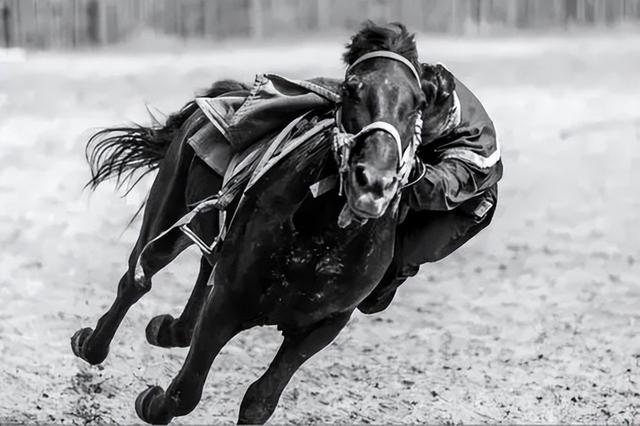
[213,112,335,211]
[187,73,339,176]
[137,74,340,265]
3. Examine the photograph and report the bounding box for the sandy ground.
[1,31,639,424]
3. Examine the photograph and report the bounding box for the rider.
[357,63,502,313]
[186,61,502,316]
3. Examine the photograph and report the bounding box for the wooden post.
[61,0,72,47]
[480,0,492,31]
[449,0,458,33]
[577,0,586,23]
[460,0,472,34]
[8,0,18,47]
[58,0,64,47]
[417,0,427,33]
[72,0,79,47]
[13,0,23,47]
[316,0,329,31]
[622,0,630,18]
[101,0,110,45]
[249,0,263,39]
[1,0,9,47]
[41,0,48,49]
[167,0,173,35]
[383,0,394,22]
[555,0,566,27]
[505,0,517,29]
[611,0,624,23]
[626,0,639,19]
[594,0,606,24]
[52,0,60,48]
[203,0,217,39]
[87,0,98,45]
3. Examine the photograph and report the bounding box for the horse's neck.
[292,157,342,232]
[294,159,400,241]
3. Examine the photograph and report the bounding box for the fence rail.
[1,0,640,49]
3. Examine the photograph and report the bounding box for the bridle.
[332,50,425,197]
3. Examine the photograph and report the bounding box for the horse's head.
[334,22,425,226]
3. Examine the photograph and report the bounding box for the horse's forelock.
[343,21,419,71]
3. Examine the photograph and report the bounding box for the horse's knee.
[132,260,152,291]
[116,263,151,300]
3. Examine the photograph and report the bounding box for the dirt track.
[1,32,639,424]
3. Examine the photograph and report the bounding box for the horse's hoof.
[238,382,277,425]
[146,314,176,348]
[357,289,397,315]
[135,385,171,425]
[238,401,276,425]
[71,327,91,358]
[71,327,107,365]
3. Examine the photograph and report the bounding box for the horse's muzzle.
[337,189,393,229]
[345,162,398,217]
[348,193,387,218]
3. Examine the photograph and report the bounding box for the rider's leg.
[358,185,498,314]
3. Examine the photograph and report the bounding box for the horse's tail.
[85,103,194,193]
[85,79,249,193]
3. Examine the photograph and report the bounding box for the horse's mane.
[343,21,420,71]
[344,22,456,115]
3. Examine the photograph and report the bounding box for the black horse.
[71,23,445,424]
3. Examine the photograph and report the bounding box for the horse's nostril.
[355,165,369,187]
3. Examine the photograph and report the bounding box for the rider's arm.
[405,78,503,211]
[405,156,502,211]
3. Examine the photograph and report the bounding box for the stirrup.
[179,197,227,265]
[179,223,219,256]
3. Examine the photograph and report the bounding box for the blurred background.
[1,0,639,424]
[1,0,640,47]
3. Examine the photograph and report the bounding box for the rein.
[332,50,424,197]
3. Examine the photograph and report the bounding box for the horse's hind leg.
[146,256,212,348]
[146,157,223,348]
[238,312,352,424]
[71,140,195,365]
[135,286,244,424]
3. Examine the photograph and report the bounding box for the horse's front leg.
[135,285,244,425]
[238,311,352,424]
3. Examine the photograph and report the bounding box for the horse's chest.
[256,224,392,324]
[218,188,396,329]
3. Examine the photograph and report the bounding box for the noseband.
[333,50,424,196]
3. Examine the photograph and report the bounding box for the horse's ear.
[420,80,438,107]
[419,63,436,105]
[420,63,456,107]
[434,63,455,104]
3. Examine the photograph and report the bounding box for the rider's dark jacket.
[406,78,502,211]
[189,74,501,214]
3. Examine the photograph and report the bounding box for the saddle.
[137,74,340,266]
[187,112,335,259]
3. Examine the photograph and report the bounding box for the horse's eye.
[342,80,362,100]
